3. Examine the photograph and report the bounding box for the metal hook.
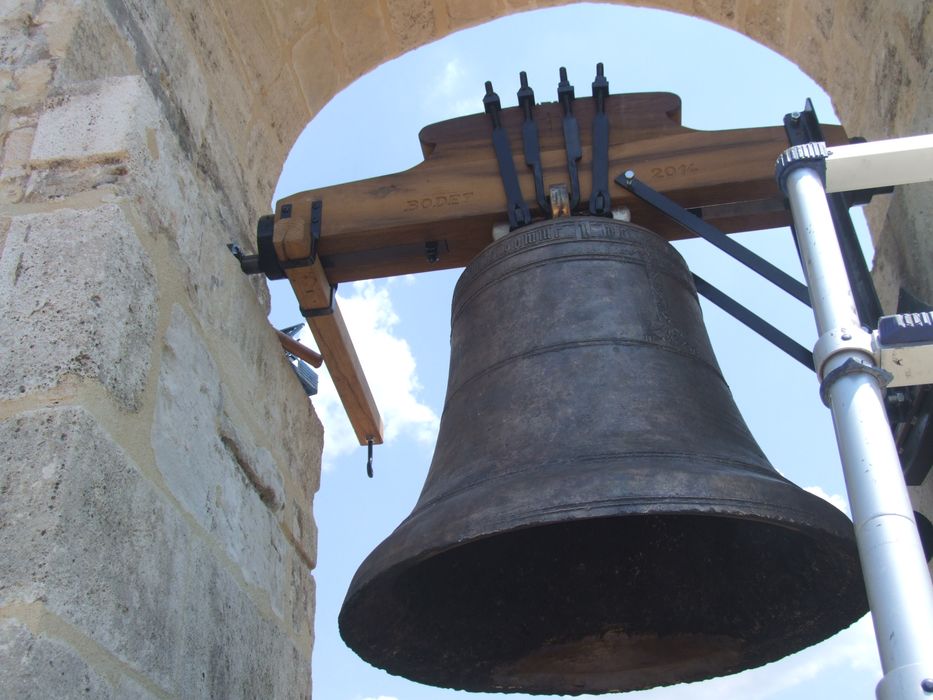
[366,437,374,478]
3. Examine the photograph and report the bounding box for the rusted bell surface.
[338,218,867,695]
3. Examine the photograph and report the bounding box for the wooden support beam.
[275,92,848,283]
[273,216,383,445]
[266,91,850,444]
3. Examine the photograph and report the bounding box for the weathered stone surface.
[0,216,9,254]
[264,0,321,44]
[244,61,308,196]
[209,0,280,97]
[48,0,135,83]
[153,305,291,608]
[0,406,186,689]
[872,183,933,309]
[0,618,159,699]
[739,0,789,49]
[291,23,340,114]
[691,0,737,24]
[328,0,391,78]
[34,0,85,61]
[174,542,312,699]
[286,546,316,643]
[0,405,313,695]
[31,76,148,163]
[167,0,252,152]
[110,0,267,215]
[0,120,34,203]
[125,112,322,555]
[0,204,157,409]
[3,58,52,111]
[446,0,500,25]
[0,0,29,21]
[0,8,47,74]
[784,1,833,86]
[0,619,119,699]
[388,0,437,51]
[221,410,286,510]
[18,75,166,204]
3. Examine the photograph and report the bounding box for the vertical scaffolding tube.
[783,165,933,700]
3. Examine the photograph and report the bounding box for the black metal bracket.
[557,67,582,211]
[819,358,893,408]
[616,171,812,306]
[615,170,814,369]
[485,81,531,230]
[300,282,338,318]
[589,63,611,217]
[228,214,287,280]
[782,100,886,329]
[692,274,814,371]
[892,289,933,486]
[279,199,323,270]
[518,72,548,217]
[366,437,375,478]
[229,201,325,279]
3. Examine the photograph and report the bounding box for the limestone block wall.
[1,1,320,697]
[1,0,931,697]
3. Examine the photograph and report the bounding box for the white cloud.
[300,280,439,469]
[435,58,465,98]
[424,58,477,118]
[804,485,851,517]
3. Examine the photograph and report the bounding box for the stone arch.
[1,1,929,696]
[190,0,927,303]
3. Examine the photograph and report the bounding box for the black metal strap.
[279,200,323,270]
[300,283,337,318]
[693,274,814,371]
[783,101,884,329]
[228,214,287,280]
[819,358,893,407]
[557,67,582,211]
[484,81,530,230]
[617,172,811,307]
[517,72,548,217]
[589,63,611,217]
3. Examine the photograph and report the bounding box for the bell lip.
[342,489,860,605]
[344,455,860,602]
[339,503,867,694]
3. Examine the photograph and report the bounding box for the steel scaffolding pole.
[777,138,933,700]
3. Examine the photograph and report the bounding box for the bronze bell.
[339,218,867,694]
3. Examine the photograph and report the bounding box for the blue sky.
[269,4,882,699]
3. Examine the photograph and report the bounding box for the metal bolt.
[491,222,510,241]
[790,112,801,123]
[623,170,635,185]
[842,332,852,341]
[922,678,933,693]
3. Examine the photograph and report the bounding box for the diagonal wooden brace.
[275,93,849,284]
[264,91,851,446]
[273,213,383,445]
